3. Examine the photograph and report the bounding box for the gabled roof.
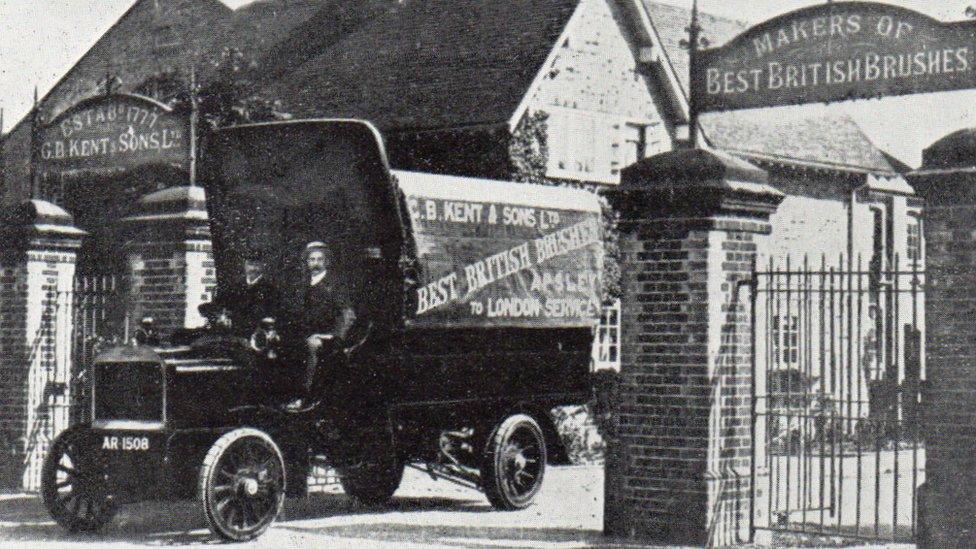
[265,0,580,131]
[700,110,898,174]
[3,0,234,141]
[641,1,748,97]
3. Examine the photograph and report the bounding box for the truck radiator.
[92,361,164,422]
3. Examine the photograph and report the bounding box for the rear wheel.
[199,428,285,542]
[339,459,404,505]
[481,414,546,510]
[41,426,117,532]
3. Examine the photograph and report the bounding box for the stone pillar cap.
[620,148,773,190]
[122,185,208,224]
[610,148,783,223]
[2,199,87,238]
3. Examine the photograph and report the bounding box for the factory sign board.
[691,2,976,112]
[35,94,189,178]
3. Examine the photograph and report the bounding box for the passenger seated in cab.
[228,254,280,337]
[286,241,356,409]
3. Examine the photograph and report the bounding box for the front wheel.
[480,414,547,510]
[41,426,117,532]
[199,427,285,542]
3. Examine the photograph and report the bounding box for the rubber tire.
[41,426,117,533]
[339,459,404,505]
[199,427,286,542]
[481,414,547,510]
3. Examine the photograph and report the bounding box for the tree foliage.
[509,110,623,303]
[134,47,289,131]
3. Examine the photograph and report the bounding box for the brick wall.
[21,248,78,490]
[911,172,976,548]
[126,238,214,335]
[0,206,82,491]
[522,0,673,184]
[127,243,190,335]
[123,186,214,334]
[605,218,761,546]
[605,149,781,547]
[0,260,29,488]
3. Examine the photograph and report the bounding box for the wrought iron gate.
[70,274,130,423]
[751,254,924,544]
[20,274,127,491]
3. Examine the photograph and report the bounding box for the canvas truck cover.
[396,171,604,329]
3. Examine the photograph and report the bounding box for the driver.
[234,254,279,335]
[287,241,356,409]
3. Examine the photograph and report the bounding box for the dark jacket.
[230,276,280,333]
[301,277,356,340]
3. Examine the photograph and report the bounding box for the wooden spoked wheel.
[41,426,117,532]
[199,428,285,542]
[481,414,547,510]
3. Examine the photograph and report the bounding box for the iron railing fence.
[752,254,924,544]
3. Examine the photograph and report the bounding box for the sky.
[2,0,976,166]
[0,0,251,133]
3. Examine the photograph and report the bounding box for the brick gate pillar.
[0,200,85,491]
[604,149,782,547]
[122,186,215,337]
[911,169,976,548]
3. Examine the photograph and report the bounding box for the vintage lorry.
[41,119,605,541]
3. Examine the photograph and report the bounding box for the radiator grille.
[93,361,164,422]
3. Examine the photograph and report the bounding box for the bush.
[550,369,622,465]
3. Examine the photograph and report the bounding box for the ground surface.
[0,465,913,548]
[1,465,608,548]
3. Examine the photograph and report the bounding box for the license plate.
[102,435,150,451]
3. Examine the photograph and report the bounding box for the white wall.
[521,0,673,184]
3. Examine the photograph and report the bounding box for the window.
[772,315,799,366]
[907,214,922,264]
[619,124,647,169]
[546,107,614,184]
[592,300,621,371]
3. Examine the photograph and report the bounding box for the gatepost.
[122,186,215,336]
[911,161,976,548]
[604,149,782,547]
[0,200,85,491]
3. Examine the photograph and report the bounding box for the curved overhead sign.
[691,2,976,113]
[36,93,189,178]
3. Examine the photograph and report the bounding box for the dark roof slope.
[642,1,748,96]
[254,0,401,82]
[880,150,913,174]
[267,0,579,130]
[701,110,897,173]
[227,0,326,58]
